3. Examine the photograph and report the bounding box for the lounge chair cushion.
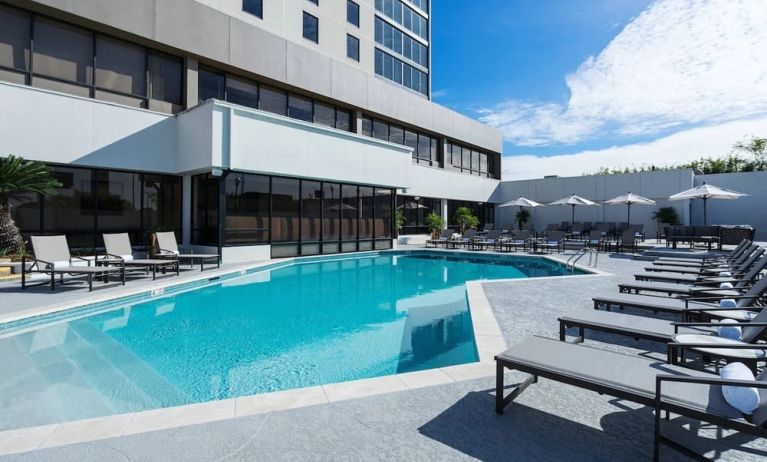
[719,272,732,277]
[720,299,737,308]
[52,260,70,269]
[120,255,134,262]
[717,319,742,341]
[720,282,734,289]
[721,362,759,414]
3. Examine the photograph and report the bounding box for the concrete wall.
[23,0,501,154]
[692,172,767,240]
[498,170,695,236]
[0,81,177,173]
[404,167,501,203]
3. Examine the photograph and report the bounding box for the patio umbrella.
[603,192,655,225]
[668,182,748,225]
[549,194,597,223]
[498,197,544,229]
[397,201,428,210]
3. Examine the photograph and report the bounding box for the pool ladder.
[566,248,598,271]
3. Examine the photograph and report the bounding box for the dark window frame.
[302,12,319,43]
[347,0,360,27]
[346,34,360,62]
[242,0,263,18]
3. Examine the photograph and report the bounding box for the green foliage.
[652,207,680,225]
[0,155,61,255]
[425,212,444,238]
[585,136,767,176]
[515,208,530,229]
[394,210,406,235]
[454,207,480,233]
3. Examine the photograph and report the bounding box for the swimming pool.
[0,251,580,430]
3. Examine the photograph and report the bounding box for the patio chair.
[154,232,220,271]
[595,223,611,238]
[545,223,560,233]
[614,230,638,253]
[477,230,503,251]
[593,275,767,322]
[539,231,564,253]
[619,256,767,297]
[586,230,605,251]
[569,223,584,239]
[560,221,571,232]
[21,235,125,291]
[102,233,179,280]
[559,305,767,372]
[482,223,495,231]
[649,243,758,273]
[494,336,767,461]
[449,229,476,249]
[652,240,752,268]
[640,247,763,281]
[426,229,454,248]
[504,230,530,252]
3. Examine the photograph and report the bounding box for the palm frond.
[0,155,62,195]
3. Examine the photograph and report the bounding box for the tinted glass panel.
[95,170,141,245]
[242,0,263,17]
[389,125,404,145]
[361,117,373,137]
[374,189,392,238]
[359,186,374,239]
[347,34,359,61]
[0,6,30,71]
[43,167,95,248]
[259,85,287,115]
[322,183,341,241]
[192,174,219,246]
[373,119,389,140]
[303,12,318,43]
[341,184,358,240]
[198,68,225,101]
[226,76,259,109]
[271,177,300,242]
[347,1,359,26]
[301,180,322,241]
[335,108,351,131]
[288,94,313,122]
[142,174,182,244]
[148,52,182,105]
[225,173,270,244]
[313,102,335,127]
[33,18,93,85]
[95,36,146,96]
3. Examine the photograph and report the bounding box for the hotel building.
[0,0,503,260]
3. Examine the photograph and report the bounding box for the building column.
[441,199,448,230]
[354,110,364,134]
[182,175,192,248]
[185,57,199,109]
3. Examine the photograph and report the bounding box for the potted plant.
[0,155,61,255]
[454,207,479,234]
[652,207,680,226]
[425,212,445,239]
[516,208,531,231]
[394,210,405,237]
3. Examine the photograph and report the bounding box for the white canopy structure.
[548,194,597,223]
[603,192,656,225]
[497,197,544,208]
[669,182,748,225]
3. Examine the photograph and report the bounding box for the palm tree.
[0,155,61,255]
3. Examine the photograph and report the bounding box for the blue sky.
[430,0,767,179]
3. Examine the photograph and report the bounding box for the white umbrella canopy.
[603,192,656,225]
[669,182,748,225]
[549,194,597,223]
[497,197,544,208]
[397,201,428,210]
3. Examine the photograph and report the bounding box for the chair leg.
[51,271,55,290]
[121,268,126,285]
[88,274,93,292]
[152,266,156,280]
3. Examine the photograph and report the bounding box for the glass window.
[301,180,322,241]
[142,174,182,244]
[347,1,359,27]
[335,108,351,131]
[417,134,431,161]
[389,125,404,145]
[480,153,488,174]
[308,0,318,4]
[271,177,300,242]
[393,59,402,84]
[372,119,389,140]
[430,137,439,163]
[374,189,392,238]
[242,0,263,18]
[8,191,40,245]
[0,5,30,72]
[259,85,287,115]
[33,17,93,85]
[341,184,358,241]
[322,183,341,241]
[94,170,141,246]
[226,76,259,109]
[95,35,146,97]
[224,173,270,244]
[346,34,359,61]
[472,150,480,173]
[451,144,462,168]
[393,29,402,54]
[43,166,96,248]
[359,187,374,239]
[148,51,183,105]
[303,12,319,43]
[288,93,313,122]
[192,174,220,246]
[361,117,373,137]
[461,145,471,170]
[404,130,417,157]
[313,101,335,127]
[383,23,393,48]
[198,67,225,102]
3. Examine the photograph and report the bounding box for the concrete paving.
[1,251,766,461]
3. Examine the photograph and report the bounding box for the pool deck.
[1,247,765,461]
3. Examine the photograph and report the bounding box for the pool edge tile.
[38,413,134,449]
[321,375,409,402]
[0,424,58,456]
[397,369,455,389]
[235,386,329,417]
[122,399,236,436]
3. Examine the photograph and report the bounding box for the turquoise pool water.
[0,252,578,430]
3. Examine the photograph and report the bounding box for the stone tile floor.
[1,250,766,461]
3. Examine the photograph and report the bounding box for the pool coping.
[0,249,607,455]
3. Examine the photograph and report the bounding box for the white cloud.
[480,0,767,147]
[502,116,767,180]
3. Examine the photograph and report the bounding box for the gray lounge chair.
[636,247,764,284]
[653,240,751,267]
[619,256,767,297]
[476,230,504,250]
[559,307,767,372]
[593,275,767,321]
[538,230,564,253]
[646,245,761,275]
[426,228,454,248]
[504,230,530,252]
[22,235,125,291]
[494,336,767,461]
[154,232,220,270]
[102,233,179,280]
[449,229,476,248]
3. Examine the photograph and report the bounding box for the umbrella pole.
[627,203,631,226]
[703,197,707,225]
[571,204,575,224]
